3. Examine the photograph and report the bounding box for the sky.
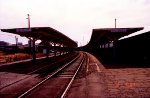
[0,0,150,46]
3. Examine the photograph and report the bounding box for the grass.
[0,51,49,64]
[0,52,32,64]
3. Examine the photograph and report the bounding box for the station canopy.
[1,27,77,47]
[86,27,144,47]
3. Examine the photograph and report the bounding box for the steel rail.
[61,53,87,98]
[17,54,80,98]
[0,53,78,90]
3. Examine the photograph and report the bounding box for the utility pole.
[15,36,18,47]
[115,18,117,28]
[26,14,31,50]
[26,14,30,28]
[15,36,18,52]
[26,14,36,61]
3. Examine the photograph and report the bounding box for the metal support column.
[46,42,49,59]
[59,44,62,55]
[32,38,36,61]
[54,43,56,56]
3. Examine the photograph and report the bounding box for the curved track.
[0,52,78,97]
[17,52,87,98]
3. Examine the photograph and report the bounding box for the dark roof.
[86,27,144,48]
[1,27,77,47]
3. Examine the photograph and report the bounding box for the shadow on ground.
[93,54,150,69]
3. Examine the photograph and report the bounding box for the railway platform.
[66,53,150,98]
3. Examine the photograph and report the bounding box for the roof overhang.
[1,27,77,47]
[86,27,144,48]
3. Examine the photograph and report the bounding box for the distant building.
[17,42,24,49]
[17,42,23,46]
[0,41,9,46]
[0,41,16,52]
[11,42,24,49]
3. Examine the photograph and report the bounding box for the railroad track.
[0,52,78,92]
[17,52,87,98]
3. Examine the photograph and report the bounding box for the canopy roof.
[1,27,77,47]
[86,27,144,48]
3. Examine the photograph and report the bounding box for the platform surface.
[67,53,150,98]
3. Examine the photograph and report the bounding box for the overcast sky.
[0,0,150,46]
